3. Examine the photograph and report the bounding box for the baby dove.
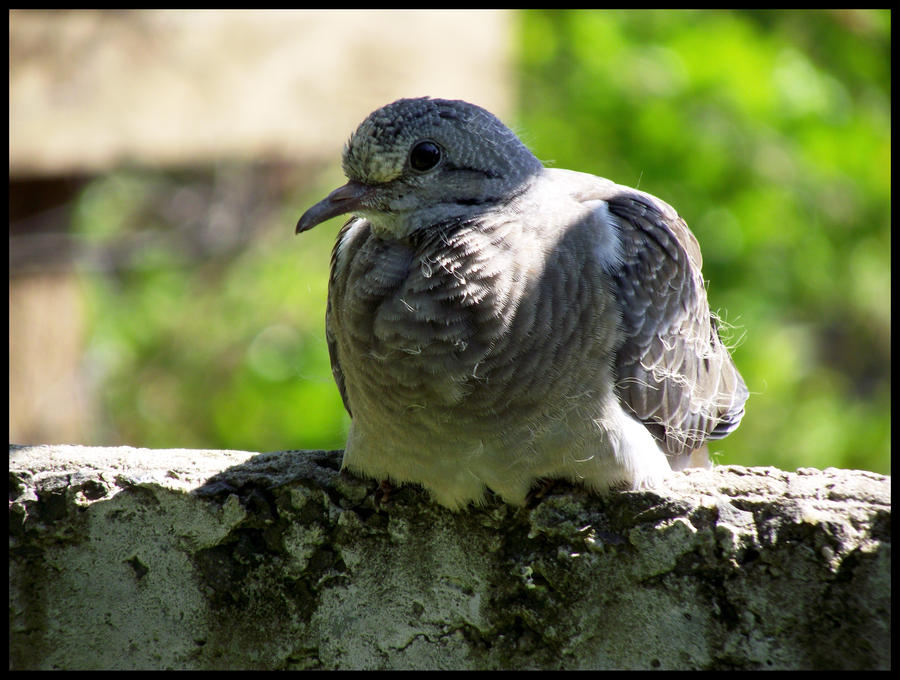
[296,97,748,510]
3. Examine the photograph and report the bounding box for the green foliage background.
[72,10,890,473]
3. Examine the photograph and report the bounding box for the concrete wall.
[9,445,891,670]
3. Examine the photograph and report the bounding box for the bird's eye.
[409,141,442,172]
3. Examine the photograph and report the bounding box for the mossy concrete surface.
[9,444,891,670]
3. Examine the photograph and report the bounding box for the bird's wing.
[326,217,373,417]
[584,180,748,465]
[325,313,350,416]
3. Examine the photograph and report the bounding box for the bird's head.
[296,97,544,239]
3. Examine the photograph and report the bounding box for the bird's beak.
[295,180,371,234]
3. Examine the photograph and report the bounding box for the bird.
[295,97,748,510]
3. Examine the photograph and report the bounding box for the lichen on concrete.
[9,445,891,670]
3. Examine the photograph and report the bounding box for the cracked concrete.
[9,445,891,670]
